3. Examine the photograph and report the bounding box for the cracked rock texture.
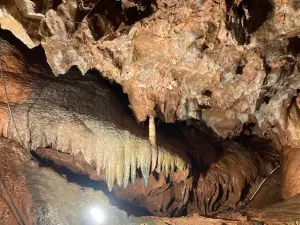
[0,27,279,219]
[2,0,300,223]
[1,0,300,143]
[0,31,191,217]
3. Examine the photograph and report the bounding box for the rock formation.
[1,0,300,224]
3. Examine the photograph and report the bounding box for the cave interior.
[1,0,300,224]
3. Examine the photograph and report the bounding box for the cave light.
[90,207,105,224]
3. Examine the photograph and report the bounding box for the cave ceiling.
[1,0,300,224]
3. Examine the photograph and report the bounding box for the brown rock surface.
[0,0,299,144]
[1,0,300,223]
[0,32,280,219]
[0,32,191,217]
[0,0,298,139]
[0,138,34,225]
[0,0,270,137]
[1,135,299,224]
[190,141,276,216]
[248,193,300,224]
[281,147,300,199]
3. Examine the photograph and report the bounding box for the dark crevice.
[30,0,50,14]
[226,0,247,45]
[263,59,272,77]
[202,90,212,98]
[240,183,251,202]
[87,0,124,40]
[53,0,63,10]
[263,96,271,105]
[225,0,234,13]
[87,0,156,41]
[241,122,256,136]
[212,183,223,211]
[199,104,212,110]
[124,0,157,25]
[245,0,273,35]
[0,29,51,71]
[288,37,300,56]
[226,0,273,45]
[201,43,209,52]
[236,134,279,163]
[236,64,245,75]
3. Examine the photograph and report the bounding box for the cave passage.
[2,0,300,224]
[0,45,284,223]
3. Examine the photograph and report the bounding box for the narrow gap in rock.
[199,104,212,109]
[288,37,300,56]
[30,0,46,14]
[240,183,251,202]
[226,0,247,45]
[87,0,124,40]
[124,0,157,25]
[201,43,209,52]
[244,0,273,35]
[264,96,271,105]
[0,29,51,70]
[202,90,212,97]
[87,0,156,40]
[225,0,234,12]
[53,0,63,10]
[236,64,245,75]
[226,0,273,44]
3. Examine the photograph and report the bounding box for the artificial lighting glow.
[90,208,105,224]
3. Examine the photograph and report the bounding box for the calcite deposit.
[1,0,299,141]
[1,0,300,224]
[0,0,298,135]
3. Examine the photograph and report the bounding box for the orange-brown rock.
[1,0,300,142]
[281,147,300,199]
[2,0,300,223]
[0,138,34,225]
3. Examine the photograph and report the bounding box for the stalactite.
[0,103,188,192]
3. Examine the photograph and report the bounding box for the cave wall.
[0,26,279,220]
[1,0,300,146]
[1,0,300,223]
